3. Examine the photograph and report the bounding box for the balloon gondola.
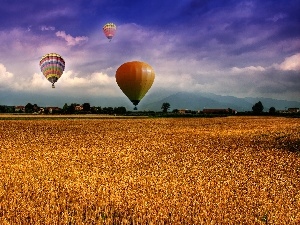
[39,53,65,88]
[115,61,155,110]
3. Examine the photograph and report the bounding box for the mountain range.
[139,91,300,112]
[1,90,299,112]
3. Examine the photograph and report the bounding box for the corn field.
[0,116,299,224]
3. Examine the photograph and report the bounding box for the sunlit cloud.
[0,64,14,89]
[231,66,266,73]
[55,31,88,46]
[276,53,300,71]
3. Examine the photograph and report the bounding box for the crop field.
[0,116,299,224]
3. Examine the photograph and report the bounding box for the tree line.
[0,103,127,115]
[0,100,297,116]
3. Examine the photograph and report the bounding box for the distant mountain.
[1,89,299,112]
[141,92,300,112]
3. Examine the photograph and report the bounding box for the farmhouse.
[178,109,192,114]
[288,107,299,113]
[15,106,25,112]
[45,107,60,113]
[75,105,83,111]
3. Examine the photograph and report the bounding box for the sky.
[0,0,299,108]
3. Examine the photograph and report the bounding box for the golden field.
[0,116,299,224]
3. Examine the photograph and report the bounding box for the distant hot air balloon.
[115,61,155,110]
[39,53,65,88]
[103,23,116,41]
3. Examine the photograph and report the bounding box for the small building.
[178,109,192,114]
[46,107,60,114]
[288,108,299,113]
[15,106,25,112]
[75,105,83,111]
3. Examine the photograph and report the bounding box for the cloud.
[55,31,88,46]
[231,66,266,73]
[267,13,287,22]
[276,53,300,71]
[55,70,119,96]
[40,26,55,31]
[0,64,14,89]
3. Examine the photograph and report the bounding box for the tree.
[161,102,170,113]
[102,107,114,114]
[269,107,276,115]
[25,103,34,113]
[32,104,40,113]
[82,103,91,112]
[66,103,76,114]
[62,103,68,114]
[114,107,126,114]
[252,101,264,114]
[0,105,6,113]
[172,109,179,113]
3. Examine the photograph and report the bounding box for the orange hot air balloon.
[115,61,155,110]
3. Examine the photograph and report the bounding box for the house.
[75,105,83,111]
[288,108,299,113]
[45,107,60,113]
[178,109,192,114]
[15,106,25,112]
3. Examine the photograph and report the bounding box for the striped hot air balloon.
[103,23,116,41]
[39,53,65,88]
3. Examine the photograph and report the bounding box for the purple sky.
[0,0,299,108]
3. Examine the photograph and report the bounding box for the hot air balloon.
[103,23,116,41]
[39,53,65,88]
[115,61,155,110]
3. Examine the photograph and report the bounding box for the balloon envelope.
[115,61,155,107]
[103,23,116,41]
[39,53,65,88]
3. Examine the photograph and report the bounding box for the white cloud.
[40,26,55,31]
[29,73,49,88]
[231,66,266,73]
[57,70,119,96]
[55,31,88,46]
[276,53,300,71]
[0,64,14,89]
[60,71,114,87]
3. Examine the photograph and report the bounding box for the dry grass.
[0,116,299,224]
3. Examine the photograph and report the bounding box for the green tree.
[82,103,91,112]
[114,107,126,114]
[0,105,5,113]
[66,103,76,114]
[252,101,264,114]
[62,103,68,114]
[91,106,102,114]
[172,109,179,113]
[25,103,34,113]
[161,102,170,113]
[269,107,276,115]
[103,107,114,114]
